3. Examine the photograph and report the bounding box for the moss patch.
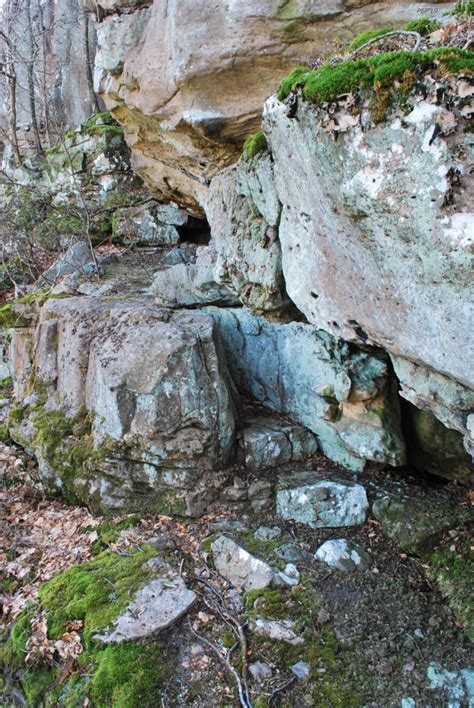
[426,536,473,640]
[404,18,440,36]
[2,548,166,706]
[348,28,393,52]
[246,576,363,706]
[90,515,142,555]
[277,49,474,114]
[243,130,268,159]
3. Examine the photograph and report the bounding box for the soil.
[1,437,472,707]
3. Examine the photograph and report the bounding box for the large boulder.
[9,297,236,514]
[261,73,473,453]
[92,0,450,212]
[205,306,405,471]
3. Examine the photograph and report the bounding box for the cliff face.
[92,0,453,213]
[2,4,473,510]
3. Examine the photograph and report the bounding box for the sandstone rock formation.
[9,297,236,514]
[92,0,451,212]
[262,83,472,391]
[206,307,405,471]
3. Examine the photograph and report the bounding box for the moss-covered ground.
[1,548,166,706]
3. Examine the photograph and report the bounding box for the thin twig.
[348,30,422,60]
[269,675,297,705]
[187,618,252,708]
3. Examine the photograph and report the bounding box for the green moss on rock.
[90,515,142,555]
[277,49,474,113]
[243,130,268,159]
[426,537,474,641]
[404,18,440,35]
[2,549,166,706]
[348,27,393,52]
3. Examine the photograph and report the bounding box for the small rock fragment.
[290,661,310,680]
[276,474,368,528]
[314,539,371,571]
[249,661,273,683]
[254,526,282,542]
[252,617,304,646]
[211,536,287,591]
[148,534,176,551]
[276,563,300,586]
[275,542,312,563]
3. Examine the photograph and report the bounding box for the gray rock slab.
[211,535,291,591]
[314,539,371,571]
[40,241,94,285]
[251,617,304,645]
[241,416,318,470]
[95,560,196,643]
[276,473,368,529]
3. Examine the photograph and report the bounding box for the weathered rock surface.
[9,297,236,513]
[240,416,318,470]
[40,242,96,285]
[205,155,286,311]
[152,248,239,308]
[112,201,187,245]
[427,663,474,706]
[251,617,304,646]
[392,356,474,462]
[93,0,449,212]
[315,539,371,572]
[372,492,473,555]
[206,307,405,470]
[276,472,368,529]
[211,536,295,591]
[95,558,196,643]
[402,402,474,487]
[261,76,473,456]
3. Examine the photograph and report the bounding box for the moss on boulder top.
[277,48,474,105]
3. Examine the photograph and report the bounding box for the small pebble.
[290,661,310,680]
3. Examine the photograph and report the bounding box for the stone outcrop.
[206,307,405,471]
[92,0,450,212]
[260,74,473,450]
[9,297,236,514]
[276,472,369,528]
[205,155,287,312]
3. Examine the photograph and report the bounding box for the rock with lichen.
[8,296,237,514]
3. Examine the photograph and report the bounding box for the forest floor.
[1,436,472,707]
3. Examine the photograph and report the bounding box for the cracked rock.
[94,559,196,643]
